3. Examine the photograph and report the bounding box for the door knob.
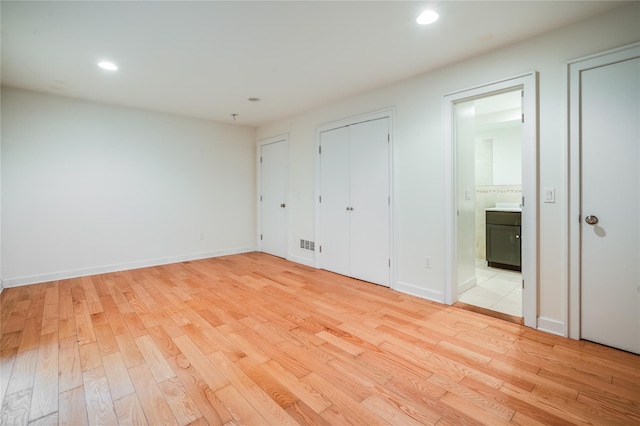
[585,215,599,225]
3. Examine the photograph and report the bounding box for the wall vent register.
[299,239,315,251]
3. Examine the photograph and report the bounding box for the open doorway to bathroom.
[454,89,524,322]
[444,72,537,328]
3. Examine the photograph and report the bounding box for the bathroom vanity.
[485,206,521,271]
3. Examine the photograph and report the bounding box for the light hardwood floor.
[1,252,639,425]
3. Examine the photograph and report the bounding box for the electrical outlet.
[199,233,205,241]
[424,256,432,269]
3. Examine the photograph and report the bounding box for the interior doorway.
[444,73,538,329]
[568,43,639,354]
[316,111,392,287]
[456,90,523,320]
[258,135,289,259]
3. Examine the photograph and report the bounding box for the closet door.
[319,117,390,287]
[349,118,390,286]
[319,126,351,276]
[260,139,288,258]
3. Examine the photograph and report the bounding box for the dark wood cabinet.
[486,210,521,271]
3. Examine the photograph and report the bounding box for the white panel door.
[581,56,640,354]
[349,118,390,286]
[260,140,288,258]
[319,126,351,276]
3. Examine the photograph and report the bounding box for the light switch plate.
[544,188,555,203]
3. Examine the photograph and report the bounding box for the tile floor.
[458,259,522,317]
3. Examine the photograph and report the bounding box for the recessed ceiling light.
[417,9,439,25]
[98,61,118,71]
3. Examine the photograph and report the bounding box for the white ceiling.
[1,1,627,127]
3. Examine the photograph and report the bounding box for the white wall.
[476,125,522,185]
[456,101,477,293]
[1,88,257,286]
[256,4,640,332]
[0,88,3,294]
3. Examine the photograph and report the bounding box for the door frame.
[443,72,539,329]
[567,43,640,340]
[257,134,289,257]
[314,108,395,288]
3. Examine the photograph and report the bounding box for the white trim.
[287,254,315,268]
[567,42,640,340]
[457,276,477,295]
[1,246,257,288]
[257,134,290,257]
[314,108,395,288]
[316,108,394,134]
[443,72,539,329]
[395,281,443,304]
[537,317,565,337]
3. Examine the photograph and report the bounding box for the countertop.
[485,207,522,212]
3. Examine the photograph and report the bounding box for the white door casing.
[444,73,538,329]
[568,43,640,354]
[259,136,288,259]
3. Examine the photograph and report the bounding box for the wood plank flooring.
[1,252,639,425]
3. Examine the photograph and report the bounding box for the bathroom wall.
[474,123,522,259]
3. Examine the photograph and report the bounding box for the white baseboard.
[537,316,566,336]
[395,281,444,304]
[457,276,477,295]
[287,254,315,268]
[1,246,257,288]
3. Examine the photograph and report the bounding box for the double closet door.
[319,117,390,287]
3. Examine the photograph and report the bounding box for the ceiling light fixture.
[417,9,439,25]
[98,61,118,71]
